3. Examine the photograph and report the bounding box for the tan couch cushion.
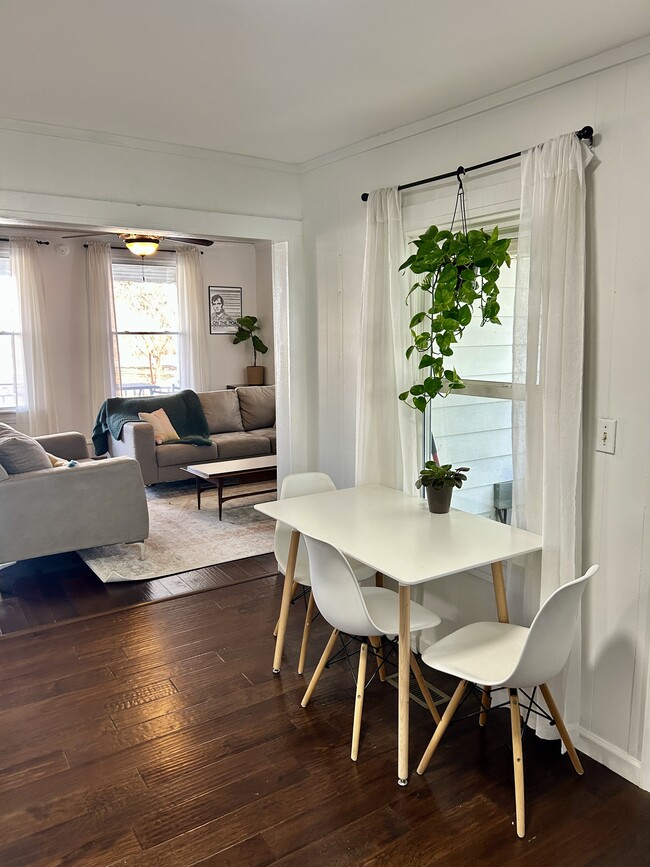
[199,390,244,434]
[211,432,272,460]
[138,408,180,444]
[237,386,275,431]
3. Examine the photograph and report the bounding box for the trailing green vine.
[399,225,511,412]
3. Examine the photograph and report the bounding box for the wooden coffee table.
[183,455,278,520]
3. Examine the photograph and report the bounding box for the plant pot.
[425,484,453,514]
[246,366,265,385]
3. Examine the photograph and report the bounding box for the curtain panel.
[511,133,593,739]
[10,238,58,435]
[86,242,121,424]
[177,246,210,392]
[355,188,420,493]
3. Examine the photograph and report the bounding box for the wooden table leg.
[398,584,410,786]
[491,560,509,623]
[272,529,300,674]
[196,478,202,510]
[218,479,224,521]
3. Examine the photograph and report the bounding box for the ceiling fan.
[61,231,214,257]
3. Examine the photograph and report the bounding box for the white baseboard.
[577,728,643,788]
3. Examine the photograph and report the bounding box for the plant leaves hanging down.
[399,225,511,412]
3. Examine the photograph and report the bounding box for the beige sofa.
[0,431,149,564]
[108,385,276,485]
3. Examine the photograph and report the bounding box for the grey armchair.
[0,431,149,564]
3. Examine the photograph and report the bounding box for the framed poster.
[209,286,242,334]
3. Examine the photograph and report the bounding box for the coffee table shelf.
[183,455,278,520]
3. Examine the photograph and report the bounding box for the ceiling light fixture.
[121,234,160,256]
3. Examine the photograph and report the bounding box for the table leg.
[272,529,300,674]
[398,584,410,786]
[196,478,202,510]
[218,479,224,521]
[491,560,509,623]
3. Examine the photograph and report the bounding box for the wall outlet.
[596,418,617,454]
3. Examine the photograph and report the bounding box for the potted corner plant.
[233,315,269,385]
[416,462,469,514]
[399,225,511,412]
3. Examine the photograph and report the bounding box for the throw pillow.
[0,463,8,482]
[46,452,69,468]
[138,408,181,445]
[0,433,52,474]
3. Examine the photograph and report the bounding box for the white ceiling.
[1,0,648,164]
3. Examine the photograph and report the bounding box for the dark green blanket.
[92,389,212,456]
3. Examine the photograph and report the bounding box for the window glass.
[111,260,179,396]
[0,257,22,409]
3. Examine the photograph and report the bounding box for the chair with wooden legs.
[273,473,377,674]
[416,564,599,838]
[300,533,443,761]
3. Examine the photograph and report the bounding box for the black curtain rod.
[360,125,594,202]
[0,238,49,245]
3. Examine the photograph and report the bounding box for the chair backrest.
[505,565,599,688]
[273,473,336,578]
[303,534,378,637]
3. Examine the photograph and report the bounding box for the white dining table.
[255,483,543,785]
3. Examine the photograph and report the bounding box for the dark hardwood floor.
[0,570,648,865]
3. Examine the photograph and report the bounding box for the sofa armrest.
[36,431,90,461]
[0,457,149,563]
[108,421,158,485]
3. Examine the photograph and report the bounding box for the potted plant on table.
[416,462,470,514]
[233,315,269,385]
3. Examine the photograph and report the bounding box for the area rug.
[78,480,276,583]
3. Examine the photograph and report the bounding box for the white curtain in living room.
[10,238,58,435]
[511,133,593,740]
[177,245,210,392]
[86,242,121,418]
[355,188,420,492]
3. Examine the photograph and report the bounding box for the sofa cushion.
[0,428,52,474]
[254,428,276,454]
[156,441,219,468]
[211,432,272,460]
[237,386,275,431]
[199,390,244,434]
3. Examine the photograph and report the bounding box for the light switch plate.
[596,418,617,454]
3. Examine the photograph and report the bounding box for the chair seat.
[421,621,529,687]
[361,586,441,634]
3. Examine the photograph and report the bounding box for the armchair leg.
[409,651,441,724]
[351,642,368,761]
[539,682,584,775]
[417,679,468,775]
[301,629,339,708]
[509,689,526,838]
[297,590,316,675]
[130,541,146,561]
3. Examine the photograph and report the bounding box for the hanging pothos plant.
[399,225,512,412]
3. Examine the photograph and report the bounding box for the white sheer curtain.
[177,246,210,392]
[86,242,121,417]
[511,133,593,739]
[355,188,420,492]
[10,238,58,435]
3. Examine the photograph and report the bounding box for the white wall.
[300,50,650,785]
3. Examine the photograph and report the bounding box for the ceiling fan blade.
[164,236,214,247]
[61,232,111,239]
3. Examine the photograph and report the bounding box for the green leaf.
[410,384,425,396]
[252,335,268,354]
[413,396,427,413]
[409,311,427,328]
[418,354,435,369]
[405,345,415,360]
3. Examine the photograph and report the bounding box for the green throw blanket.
[92,389,212,456]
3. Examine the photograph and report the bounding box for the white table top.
[255,484,542,585]
[184,454,277,479]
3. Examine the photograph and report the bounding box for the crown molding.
[300,35,650,174]
[0,116,300,175]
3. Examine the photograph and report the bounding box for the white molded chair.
[273,473,377,674]
[301,533,443,761]
[417,564,599,838]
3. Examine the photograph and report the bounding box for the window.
[0,256,23,411]
[426,247,517,523]
[111,256,179,397]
